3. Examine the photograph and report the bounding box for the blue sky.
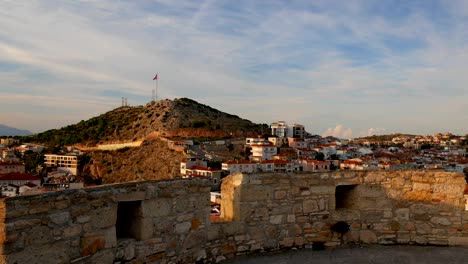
[1,0,467,138]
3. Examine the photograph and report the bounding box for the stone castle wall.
[0,171,467,263]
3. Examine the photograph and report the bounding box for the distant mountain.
[0,124,32,136]
[23,97,267,146]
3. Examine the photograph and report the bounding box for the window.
[116,201,142,240]
[335,185,358,209]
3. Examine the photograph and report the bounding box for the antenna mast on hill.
[121,97,124,107]
[153,73,158,101]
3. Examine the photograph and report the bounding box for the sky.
[0,0,467,138]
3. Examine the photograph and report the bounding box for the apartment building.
[44,154,80,175]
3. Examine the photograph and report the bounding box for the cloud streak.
[0,1,467,135]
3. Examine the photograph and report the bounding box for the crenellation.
[0,171,467,263]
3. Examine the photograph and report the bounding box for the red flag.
[153,74,158,80]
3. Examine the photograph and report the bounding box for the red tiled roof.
[0,162,23,166]
[261,160,290,164]
[223,160,254,165]
[341,160,363,165]
[187,166,221,172]
[304,160,329,165]
[0,172,39,181]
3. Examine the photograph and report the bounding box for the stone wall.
[208,170,468,261]
[0,171,467,263]
[0,179,211,263]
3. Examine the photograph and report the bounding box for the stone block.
[395,208,409,221]
[430,216,452,226]
[303,200,319,213]
[416,223,431,234]
[142,198,173,217]
[175,222,191,234]
[80,233,105,256]
[448,236,468,246]
[63,224,82,238]
[359,230,377,243]
[49,212,70,226]
[270,215,283,225]
[89,206,117,229]
[274,190,287,200]
[287,214,296,223]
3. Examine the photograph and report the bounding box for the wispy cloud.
[0,0,467,135]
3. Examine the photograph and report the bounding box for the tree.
[316,152,325,161]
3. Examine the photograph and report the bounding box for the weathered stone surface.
[49,211,70,226]
[175,222,191,234]
[63,224,82,238]
[360,230,377,243]
[269,215,283,225]
[80,233,105,256]
[395,208,410,221]
[448,237,468,246]
[303,200,319,213]
[430,216,452,226]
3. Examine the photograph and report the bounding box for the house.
[184,166,222,191]
[0,172,41,186]
[180,157,207,176]
[250,141,277,162]
[340,159,365,170]
[296,148,317,159]
[1,149,19,162]
[268,137,288,147]
[288,138,308,149]
[44,154,80,175]
[18,182,40,196]
[1,184,18,197]
[260,160,294,173]
[0,162,25,174]
[298,159,330,172]
[222,160,258,174]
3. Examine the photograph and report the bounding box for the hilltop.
[24,98,266,146]
[21,98,267,184]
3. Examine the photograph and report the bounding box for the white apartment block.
[250,141,277,162]
[44,154,80,175]
[222,160,258,174]
[270,121,305,139]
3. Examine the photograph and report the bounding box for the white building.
[250,141,277,162]
[44,154,80,175]
[180,157,207,176]
[0,162,25,174]
[222,160,258,174]
[270,121,305,139]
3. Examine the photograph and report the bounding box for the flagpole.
[156,76,158,101]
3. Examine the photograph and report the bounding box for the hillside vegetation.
[24,98,266,146]
[21,98,266,184]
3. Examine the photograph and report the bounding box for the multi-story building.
[222,160,258,174]
[0,162,25,174]
[44,154,80,175]
[270,121,305,139]
[298,159,330,172]
[260,160,294,173]
[180,157,207,176]
[250,141,277,162]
